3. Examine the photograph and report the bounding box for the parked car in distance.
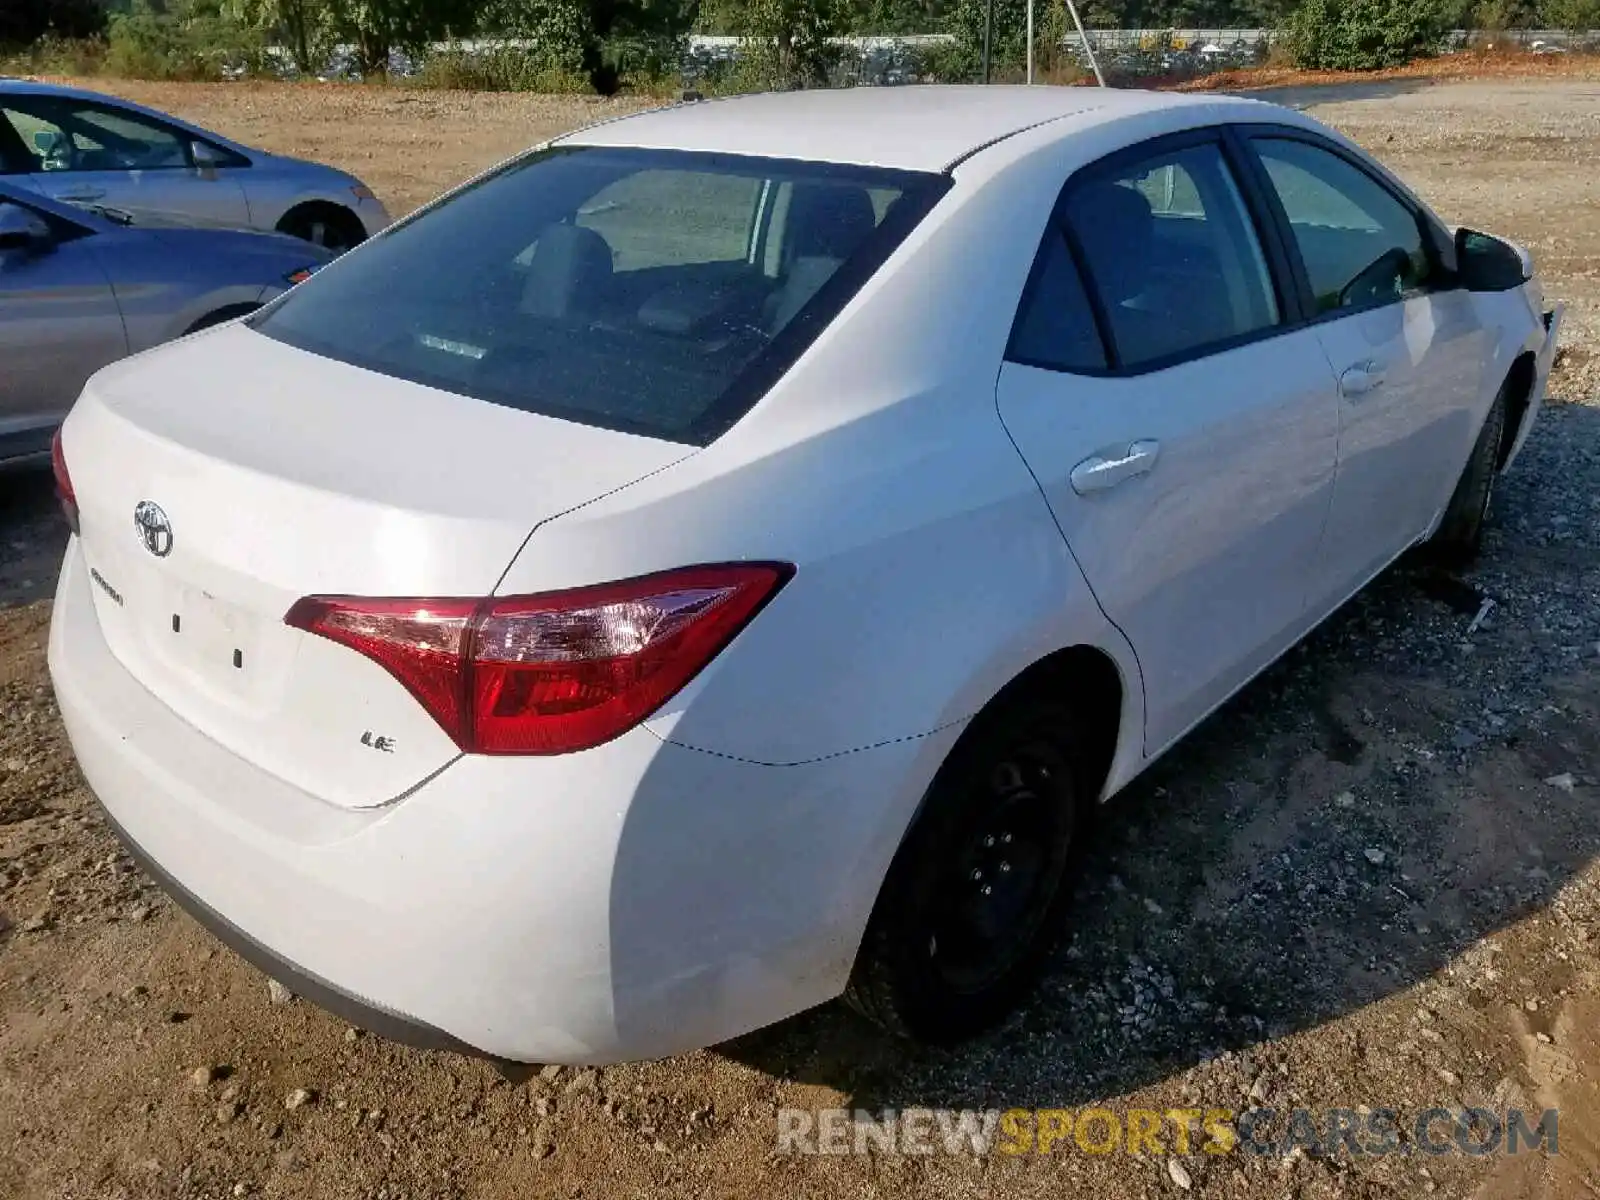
[48,87,1560,1065]
[0,180,329,467]
[0,80,389,251]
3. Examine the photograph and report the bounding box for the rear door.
[995,130,1340,753]
[1242,131,1492,604]
[0,198,126,460]
[2,94,251,227]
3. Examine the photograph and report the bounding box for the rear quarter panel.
[492,135,1148,787]
[96,237,271,348]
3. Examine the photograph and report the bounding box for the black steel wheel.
[844,699,1087,1043]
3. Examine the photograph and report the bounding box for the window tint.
[1062,142,1278,370]
[1,98,189,172]
[1007,228,1107,372]
[254,147,947,446]
[1253,138,1432,314]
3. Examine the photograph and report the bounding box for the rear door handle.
[1339,361,1387,397]
[1070,440,1160,495]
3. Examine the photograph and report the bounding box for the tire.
[1427,383,1509,566]
[277,204,366,254]
[844,699,1089,1043]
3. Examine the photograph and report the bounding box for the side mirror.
[191,140,225,170]
[1454,228,1529,292]
[0,202,54,257]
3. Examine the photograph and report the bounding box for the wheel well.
[1497,351,1538,470]
[276,200,365,243]
[184,303,258,335]
[970,646,1125,804]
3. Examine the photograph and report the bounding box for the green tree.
[1471,0,1539,26]
[699,0,841,88]
[225,0,337,73]
[0,0,106,44]
[1286,0,1450,69]
[744,0,845,85]
[481,0,695,92]
[1542,0,1600,28]
[315,0,478,76]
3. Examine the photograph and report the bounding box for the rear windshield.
[253,146,948,445]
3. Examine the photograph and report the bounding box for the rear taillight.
[285,563,792,755]
[51,428,79,534]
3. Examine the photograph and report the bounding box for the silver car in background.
[0,80,389,251]
[0,180,330,467]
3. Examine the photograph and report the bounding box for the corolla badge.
[133,500,173,558]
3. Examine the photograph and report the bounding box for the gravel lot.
[2,76,1599,1200]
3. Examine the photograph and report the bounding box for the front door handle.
[1339,360,1387,398]
[1070,439,1161,495]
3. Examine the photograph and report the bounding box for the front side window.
[254,147,947,445]
[1061,141,1279,370]
[1252,137,1433,314]
[0,98,189,172]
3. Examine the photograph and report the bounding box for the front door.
[1245,134,1492,603]
[995,134,1340,753]
[1,94,250,228]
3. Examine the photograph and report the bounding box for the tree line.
[4,0,1597,92]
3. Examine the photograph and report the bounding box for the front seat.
[1066,180,1172,365]
[767,184,878,331]
[520,223,613,320]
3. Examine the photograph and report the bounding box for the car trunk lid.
[62,324,692,809]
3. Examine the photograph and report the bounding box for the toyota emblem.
[133,500,173,558]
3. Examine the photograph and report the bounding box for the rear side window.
[1007,229,1107,372]
[255,147,948,445]
[2,97,190,172]
[1252,137,1433,313]
[1061,142,1279,370]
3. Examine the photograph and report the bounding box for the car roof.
[561,85,1232,172]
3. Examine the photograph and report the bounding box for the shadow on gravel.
[720,400,1600,1113]
[1236,78,1440,110]
[0,465,67,610]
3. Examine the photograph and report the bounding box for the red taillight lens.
[285,563,792,756]
[51,427,79,534]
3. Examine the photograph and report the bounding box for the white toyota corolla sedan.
[48,86,1561,1065]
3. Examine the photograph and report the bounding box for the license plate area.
[164,583,263,690]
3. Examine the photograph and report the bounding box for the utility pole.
[982,0,994,83]
[1026,0,1034,82]
[1065,0,1107,87]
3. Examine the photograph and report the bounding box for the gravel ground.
[1,77,1599,1200]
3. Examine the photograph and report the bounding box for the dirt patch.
[1177,48,1600,93]
[2,78,1599,1200]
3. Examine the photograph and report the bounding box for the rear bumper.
[95,800,478,1057]
[49,539,937,1063]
